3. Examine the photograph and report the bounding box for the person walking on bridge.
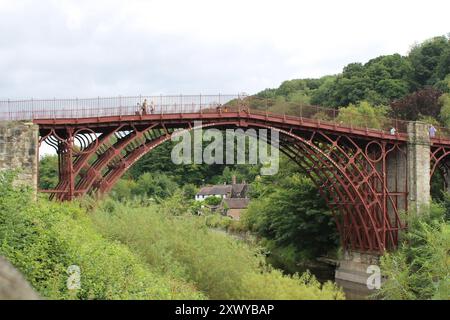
[149,101,155,114]
[141,99,148,115]
[390,127,396,135]
[429,124,437,138]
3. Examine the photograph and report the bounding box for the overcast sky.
[0,0,449,99]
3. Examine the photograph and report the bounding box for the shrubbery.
[377,203,449,300]
[92,200,344,300]
[1,171,343,299]
[0,172,204,299]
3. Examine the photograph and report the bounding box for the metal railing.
[0,94,239,120]
[0,94,449,140]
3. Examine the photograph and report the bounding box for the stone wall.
[0,121,39,190]
[0,256,39,300]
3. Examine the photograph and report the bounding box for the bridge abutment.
[334,251,380,299]
[0,121,39,191]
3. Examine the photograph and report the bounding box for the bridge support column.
[0,121,39,192]
[334,251,380,299]
[407,122,431,214]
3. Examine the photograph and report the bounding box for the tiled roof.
[223,198,250,209]
[197,185,232,196]
[196,183,249,197]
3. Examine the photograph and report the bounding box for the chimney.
[232,175,236,185]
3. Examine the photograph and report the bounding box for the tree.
[408,35,450,88]
[336,101,389,129]
[390,86,443,120]
[310,76,338,107]
[135,172,178,199]
[243,172,338,260]
[258,36,448,110]
[438,93,450,128]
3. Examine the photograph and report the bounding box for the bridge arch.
[38,117,407,253]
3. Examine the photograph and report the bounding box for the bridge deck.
[0,94,449,145]
[34,109,410,143]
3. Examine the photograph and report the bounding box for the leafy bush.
[377,203,449,300]
[242,270,343,300]
[0,172,204,299]
[204,196,222,206]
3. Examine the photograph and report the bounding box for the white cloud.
[0,0,448,99]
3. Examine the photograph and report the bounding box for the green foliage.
[92,199,344,300]
[135,172,178,198]
[336,101,389,129]
[111,172,178,201]
[110,178,138,200]
[309,54,413,107]
[439,92,450,128]
[243,164,339,260]
[182,183,198,199]
[213,166,259,185]
[439,192,450,222]
[0,172,204,299]
[377,203,450,300]
[257,35,449,112]
[204,196,222,206]
[436,74,450,93]
[128,139,226,186]
[431,167,447,201]
[38,155,59,189]
[241,270,343,300]
[409,35,450,87]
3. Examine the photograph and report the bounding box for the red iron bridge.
[2,94,450,254]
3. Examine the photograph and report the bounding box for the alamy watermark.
[366,265,381,290]
[67,265,81,290]
[170,121,280,175]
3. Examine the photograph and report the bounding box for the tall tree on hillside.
[311,55,413,107]
[408,35,450,88]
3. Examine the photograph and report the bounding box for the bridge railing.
[1,94,448,140]
[0,95,240,120]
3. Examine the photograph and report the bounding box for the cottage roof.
[223,198,250,209]
[197,185,232,196]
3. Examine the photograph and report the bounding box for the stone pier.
[334,251,380,299]
[0,121,39,190]
[406,122,431,214]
